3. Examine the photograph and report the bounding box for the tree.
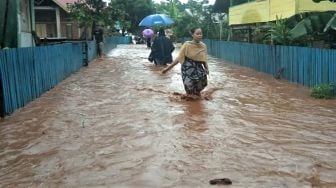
[213,0,230,13]
[109,0,155,34]
[67,0,108,39]
[178,0,223,39]
[153,0,184,35]
[154,0,182,20]
[154,0,225,40]
[266,16,293,45]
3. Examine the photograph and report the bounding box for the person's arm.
[161,59,179,74]
[203,45,209,75]
[162,42,187,74]
[203,62,209,75]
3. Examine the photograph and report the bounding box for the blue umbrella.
[138,14,174,27]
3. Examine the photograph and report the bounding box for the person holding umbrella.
[149,28,175,66]
[139,14,175,48]
[142,28,154,48]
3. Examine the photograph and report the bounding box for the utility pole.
[211,13,226,40]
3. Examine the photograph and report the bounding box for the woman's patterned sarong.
[181,57,207,95]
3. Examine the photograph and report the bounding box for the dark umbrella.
[139,14,174,27]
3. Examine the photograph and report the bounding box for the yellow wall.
[229,0,336,26]
[229,0,269,25]
[297,0,336,13]
[269,0,296,20]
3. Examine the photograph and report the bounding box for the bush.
[310,83,336,99]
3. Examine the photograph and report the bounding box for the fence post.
[83,41,88,66]
[0,78,4,117]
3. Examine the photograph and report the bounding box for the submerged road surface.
[1,44,336,187]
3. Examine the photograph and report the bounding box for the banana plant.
[266,16,293,45]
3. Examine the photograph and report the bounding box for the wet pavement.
[1,44,336,188]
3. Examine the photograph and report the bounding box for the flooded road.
[1,44,336,187]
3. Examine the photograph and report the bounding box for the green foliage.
[110,0,155,33]
[67,0,106,28]
[251,25,270,43]
[154,0,224,40]
[67,0,154,36]
[154,0,181,21]
[154,0,190,38]
[67,0,230,39]
[310,83,336,99]
[102,6,125,28]
[254,12,336,48]
[67,0,114,39]
[266,16,293,45]
[182,0,222,39]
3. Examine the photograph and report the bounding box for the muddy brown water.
[1,44,336,188]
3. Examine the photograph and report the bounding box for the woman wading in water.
[162,27,209,99]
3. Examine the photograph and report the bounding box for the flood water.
[1,44,336,188]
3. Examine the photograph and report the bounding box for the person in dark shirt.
[94,28,104,58]
[142,28,154,48]
[148,28,175,66]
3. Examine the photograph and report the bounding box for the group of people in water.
[146,27,209,99]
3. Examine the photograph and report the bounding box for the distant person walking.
[142,28,154,48]
[162,27,209,97]
[94,27,104,58]
[165,28,173,41]
[148,28,175,66]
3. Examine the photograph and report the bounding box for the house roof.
[52,0,78,11]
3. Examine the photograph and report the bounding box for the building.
[228,0,336,25]
[0,0,35,48]
[214,0,336,46]
[34,0,82,39]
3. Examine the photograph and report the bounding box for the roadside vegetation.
[311,83,336,99]
[67,0,224,40]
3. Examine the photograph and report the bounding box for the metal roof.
[52,0,78,11]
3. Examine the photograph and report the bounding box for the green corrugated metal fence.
[203,39,336,87]
[0,43,84,115]
[103,36,131,53]
[0,37,129,116]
